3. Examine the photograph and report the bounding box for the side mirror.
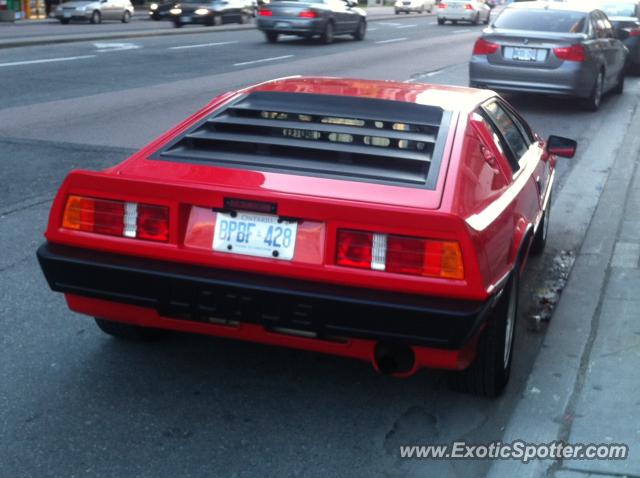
[547,135,577,158]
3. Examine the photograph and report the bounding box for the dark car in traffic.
[256,0,366,44]
[598,0,640,72]
[149,0,176,20]
[170,0,254,27]
[469,2,628,110]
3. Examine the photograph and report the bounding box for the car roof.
[243,76,495,112]
[506,1,600,14]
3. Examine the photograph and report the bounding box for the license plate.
[275,21,290,28]
[63,12,71,17]
[213,211,297,261]
[180,15,191,22]
[512,47,538,62]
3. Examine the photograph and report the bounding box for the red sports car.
[37,77,576,396]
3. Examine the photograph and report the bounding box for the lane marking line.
[234,54,294,66]
[377,21,403,26]
[375,37,408,44]
[425,69,444,76]
[94,42,140,52]
[452,29,471,33]
[367,27,378,31]
[395,24,417,29]
[169,41,238,50]
[0,55,96,68]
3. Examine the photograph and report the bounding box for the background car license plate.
[275,21,290,28]
[180,16,192,22]
[213,211,297,260]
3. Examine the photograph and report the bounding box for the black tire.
[352,18,366,40]
[612,68,624,95]
[265,31,279,43]
[483,12,489,24]
[90,10,101,24]
[173,20,183,28]
[448,267,519,397]
[451,19,458,25]
[582,70,604,111]
[60,18,70,24]
[437,17,445,25]
[531,192,551,255]
[121,10,131,23]
[238,11,249,24]
[395,9,400,14]
[471,12,479,25]
[94,318,163,341]
[320,20,334,44]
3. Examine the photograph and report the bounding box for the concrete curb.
[0,12,432,49]
[485,84,640,478]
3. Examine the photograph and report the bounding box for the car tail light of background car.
[438,2,446,8]
[62,195,169,242]
[472,38,499,56]
[298,10,318,18]
[258,8,272,16]
[625,26,640,37]
[464,3,473,10]
[553,44,586,62]
[336,229,464,280]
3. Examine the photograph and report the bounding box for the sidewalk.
[488,92,640,477]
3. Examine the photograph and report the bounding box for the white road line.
[375,37,408,44]
[169,41,238,50]
[234,54,294,67]
[429,21,438,24]
[396,24,417,29]
[0,55,96,68]
[377,21,403,26]
[452,29,471,33]
[94,42,140,52]
[367,27,378,31]
[425,69,443,77]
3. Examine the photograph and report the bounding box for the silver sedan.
[469,1,628,110]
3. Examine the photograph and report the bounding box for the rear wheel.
[352,18,366,40]
[121,10,131,23]
[320,20,334,44]
[448,267,519,397]
[94,318,164,341]
[437,17,445,25]
[583,70,604,111]
[265,31,279,43]
[90,10,101,24]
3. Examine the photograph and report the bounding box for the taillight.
[298,9,317,18]
[553,44,585,62]
[258,8,272,16]
[472,38,499,55]
[336,230,373,269]
[464,3,473,10]
[336,229,465,280]
[62,195,169,242]
[438,2,446,8]
[626,27,640,37]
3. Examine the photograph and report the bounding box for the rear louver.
[154,92,449,188]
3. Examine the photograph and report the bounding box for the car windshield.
[599,3,636,17]
[493,9,588,33]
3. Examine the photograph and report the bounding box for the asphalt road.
[1,16,639,478]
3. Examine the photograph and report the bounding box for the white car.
[395,0,435,14]
[437,0,490,24]
[55,0,134,23]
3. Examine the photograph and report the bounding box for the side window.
[483,101,530,170]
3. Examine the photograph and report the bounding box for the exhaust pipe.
[374,342,416,375]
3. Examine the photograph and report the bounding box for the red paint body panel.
[40,76,556,374]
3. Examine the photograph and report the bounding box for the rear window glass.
[493,9,588,33]
[599,3,636,17]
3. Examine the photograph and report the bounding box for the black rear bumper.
[37,243,493,349]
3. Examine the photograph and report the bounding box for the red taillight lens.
[553,44,585,62]
[464,3,473,10]
[62,195,169,242]
[438,2,446,8]
[336,230,373,269]
[136,204,170,242]
[336,229,465,280]
[258,8,272,16]
[386,235,425,275]
[298,9,317,18]
[473,38,499,55]
[627,27,640,37]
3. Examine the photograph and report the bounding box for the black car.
[149,0,176,20]
[256,0,366,44]
[170,0,254,27]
